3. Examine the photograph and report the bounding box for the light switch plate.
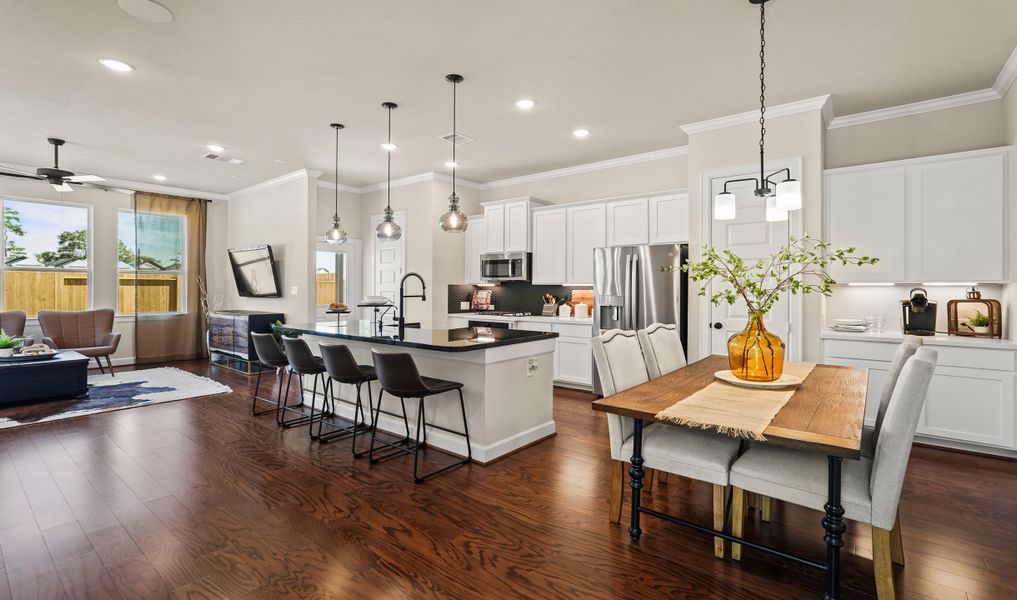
[290,286,298,295]
[460,301,470,310]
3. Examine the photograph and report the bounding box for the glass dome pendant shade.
[439,74,468,233]
[377,103,403,241]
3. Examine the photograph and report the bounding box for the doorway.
[698,159,803,361]
[315,239,360,320]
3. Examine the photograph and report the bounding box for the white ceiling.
[2,0,1016,194]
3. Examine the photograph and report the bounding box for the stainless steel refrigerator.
[593,244,688,396]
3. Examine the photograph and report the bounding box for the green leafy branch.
[674,235,878,316]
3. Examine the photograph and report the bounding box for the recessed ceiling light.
[515,99,536,110]
[152,174,167,181]
[380,143,397,152]
[98,58,134,72]
[227,158,246,165]
[445,161,458,169]
[117,0,174,23]
[206,144,226,153]
[572,128,590,138]
[274,158,287,164]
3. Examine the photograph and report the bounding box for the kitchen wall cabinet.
[566,203,607,285]
[648,193,690,244]
[605,197,649,246]
[464,215,487,285]
[531,208,567,284]
[822,334,1017,453]
[482,197,545,253]
[824,147,1012,283]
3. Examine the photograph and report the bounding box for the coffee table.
[0,351,89,405]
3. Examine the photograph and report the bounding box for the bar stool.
[368,349,472,483]
[318,343,377,454]
[250,332,289,417]
[280,336,328,432]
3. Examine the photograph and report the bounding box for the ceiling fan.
[0,138,105,192]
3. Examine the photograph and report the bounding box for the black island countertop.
[273,320,558,353]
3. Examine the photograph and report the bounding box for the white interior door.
[371,211,406,313]
[708,180,791,356]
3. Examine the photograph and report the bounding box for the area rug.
[0,367,232,430]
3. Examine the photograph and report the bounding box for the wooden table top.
[592,355,867,459]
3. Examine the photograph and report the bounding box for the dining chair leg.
[609,460,624,524]
[889,510,905,566]
[872,526,897,600]
[761,495,772,523]
[94,356,106,374]
[644,468,655,493]
[731,486,745,561]
[657,471,668,485]
[712,484,726,559]
[105,355,115,376]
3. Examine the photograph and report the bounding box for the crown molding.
[227,168,320,199]
[316,179,364,194]
[680,95,832,136]
[994,44,1017,97]
[355,171,483,194]
[481,146,689,190]
[827,88,1001,129]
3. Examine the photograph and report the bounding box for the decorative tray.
[0,351,59,363]
[714,370,803,389]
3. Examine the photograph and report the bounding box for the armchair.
[37,309,121,376]
[0,311,27,337]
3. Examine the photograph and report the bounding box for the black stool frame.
[311,378,374,453]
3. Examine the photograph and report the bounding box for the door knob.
[713,322,723,330]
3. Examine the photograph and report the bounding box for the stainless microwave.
[480,252,531,282]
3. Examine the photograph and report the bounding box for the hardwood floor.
[0,360,1015,599]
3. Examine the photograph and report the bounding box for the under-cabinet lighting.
[922,282,977,287]
[846,283,894,287]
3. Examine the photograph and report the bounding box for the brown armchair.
[0,311,27,337]
[37,309,121,375]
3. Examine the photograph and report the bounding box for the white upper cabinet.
[464,216,486,284]
[531,208,567,284]
[824,147,1011,284]
[484,204,505,253]
[824,166,908,282]
[648,193,690,244]
[566,203,606,285]
[605,197,649,246]
[482,197,545,253]
[907,153,1007,282]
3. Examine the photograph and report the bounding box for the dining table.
[592,354,867,600]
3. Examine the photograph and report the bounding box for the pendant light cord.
[386,105,392,211]
[758,0,767,185]
[451,78,457,198]
[334,125,340,217]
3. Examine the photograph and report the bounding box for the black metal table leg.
[823,455,845,600]
[628,418,645,542]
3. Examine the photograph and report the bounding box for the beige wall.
[224,172,317,324]
[688,110,825,362]
[1001,88,1017,339]
[0,179,137,363]
[826,100,1006,169]
[480,154,687,205]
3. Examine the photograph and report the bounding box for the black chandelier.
[714,0,801,221]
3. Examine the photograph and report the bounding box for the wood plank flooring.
[0,360,1014,599]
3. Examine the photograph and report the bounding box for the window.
[1,197,90,316]
[117,210,186,314]
[316,250,348,306]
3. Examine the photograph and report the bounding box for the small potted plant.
[0,329,23,358]
[968,310,991,335]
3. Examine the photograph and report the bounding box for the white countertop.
[448,312,594,325]
[821,328,1017,350]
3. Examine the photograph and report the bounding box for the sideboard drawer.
[822,339,899,362]
[934,346,1015,372]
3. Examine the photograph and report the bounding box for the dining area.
[592,324,937,600]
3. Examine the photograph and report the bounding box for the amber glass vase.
[727,313,785,382]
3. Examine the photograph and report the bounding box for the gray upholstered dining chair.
[728,347,937,599]
[593,329,742,558]
[862,338,922,459]
[637,323,687,379]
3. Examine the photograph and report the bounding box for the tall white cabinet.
[565,203,607,286]
[824,147,1012,283]
[531,208,567,284]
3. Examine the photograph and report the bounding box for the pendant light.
[323,123,348,244]
[376,102,402,241]
[439,73,468,233]
[713,0,801,222]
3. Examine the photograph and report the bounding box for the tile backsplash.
[447,282,593,315]
[824,284,1005,332]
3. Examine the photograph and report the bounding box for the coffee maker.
[901,287,937,336]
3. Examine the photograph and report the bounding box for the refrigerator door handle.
[630,253,639,329]
[622,254,632,330]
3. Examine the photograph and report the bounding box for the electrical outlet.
[290,286,299,296]
[526,358,538,377]
[460,301,470,310]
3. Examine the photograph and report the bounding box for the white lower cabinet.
[822,336,1017,452]
[511,320,594,388]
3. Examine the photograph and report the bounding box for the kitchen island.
[276,320,559,463]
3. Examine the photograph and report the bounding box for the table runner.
[655,362,817,441]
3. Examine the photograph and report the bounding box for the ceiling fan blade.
[0,171,44,181]
[65,174,105,183]
[52,182,73,193]
[0,164,40,176]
